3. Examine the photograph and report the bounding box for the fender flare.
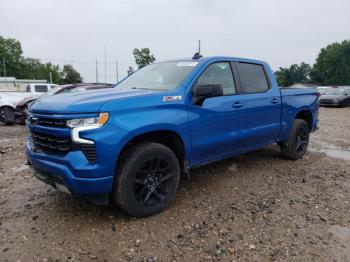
[114,124,191,170]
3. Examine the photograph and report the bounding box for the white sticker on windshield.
[163,96,182,102]
[177,62,198,67]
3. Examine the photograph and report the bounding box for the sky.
[0,0,349,83]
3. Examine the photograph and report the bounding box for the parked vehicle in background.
[0,83,57,125]
[26,56,319,217]
[15,83,113,124]
[319,86,350,107]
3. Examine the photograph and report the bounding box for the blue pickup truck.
[26,56,319,217]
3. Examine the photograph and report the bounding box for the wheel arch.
[294,108,313,130]
[0,104,16,111]
[117,128,189,175]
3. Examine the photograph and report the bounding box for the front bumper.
[319,100,341,106]
[26,141,114,204]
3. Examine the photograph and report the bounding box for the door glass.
[237,63,269,93]
[197,62,236,95]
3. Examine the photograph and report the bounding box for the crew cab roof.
[163,56,268,65]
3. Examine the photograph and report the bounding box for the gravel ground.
[0,107,350,262]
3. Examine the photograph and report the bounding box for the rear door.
[189,61,246,165]
[234,62,281,148]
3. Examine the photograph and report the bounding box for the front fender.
[116,123,191,165]
[88,103,191,175]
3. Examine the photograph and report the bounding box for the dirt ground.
[0,107,350,262]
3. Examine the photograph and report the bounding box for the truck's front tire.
[0,107,15,125]
[113,143,180,217]
[280,119,310,160]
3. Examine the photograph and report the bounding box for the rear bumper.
[26,141,113,204]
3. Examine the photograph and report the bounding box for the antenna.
[192,40,203,59]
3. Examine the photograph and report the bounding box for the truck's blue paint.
[26,56,319,203]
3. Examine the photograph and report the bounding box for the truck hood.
[0,92,33,107]
[29,88,162,114]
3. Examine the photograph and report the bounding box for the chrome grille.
[31,117,66,128]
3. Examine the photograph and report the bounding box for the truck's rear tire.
[280,119,309,160]
[113,142,180,217]
[0,107,15,125]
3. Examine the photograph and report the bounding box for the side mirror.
[191,84,223,105]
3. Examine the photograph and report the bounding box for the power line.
[36,57,132,65]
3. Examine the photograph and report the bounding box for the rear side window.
[236,63,269,93]
[34,85,48,92]
[197,62,236,95]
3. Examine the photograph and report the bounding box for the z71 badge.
[163,96,182,102]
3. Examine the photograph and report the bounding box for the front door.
[188,61,245,165]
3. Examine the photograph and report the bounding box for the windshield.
[116,61,198,91]
[41,86,62,97]
[322,88,346,95]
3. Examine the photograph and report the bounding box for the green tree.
[310,40,350,85]
[61,64,82,84]
[18,58,42,79]
[19,59,62,83]
[133,48,155,69]
[274,62,311,86]
[0,36,23,77]
[36,62,62,83]
[0,35,83,84]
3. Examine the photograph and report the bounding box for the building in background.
[0,77,48,91]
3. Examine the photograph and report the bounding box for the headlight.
[67,112,109,128]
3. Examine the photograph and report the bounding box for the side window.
[197,62,236,95]
[236,63,269,93]
[34,85,48,93]
[26,85,30,92]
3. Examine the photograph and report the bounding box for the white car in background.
[0,83,56,125]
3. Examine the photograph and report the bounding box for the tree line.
[0,36,82,84]
[274,40,350,86]
[1,35,349,86]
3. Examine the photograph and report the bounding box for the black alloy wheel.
[133,156,176,207]
[280,119,310,160]
[295,125,308,155]
[114,142,180,217]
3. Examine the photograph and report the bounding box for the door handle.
[271,98,279,104]
[232,102,243,108]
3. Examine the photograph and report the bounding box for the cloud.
[0,0,349,83]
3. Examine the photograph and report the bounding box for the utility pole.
[95,59,99,83]
[2,58,6,85]
[116,59,119,83]
[104,43,107,85]
[198,40,201,54]
[49,72,52,84]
